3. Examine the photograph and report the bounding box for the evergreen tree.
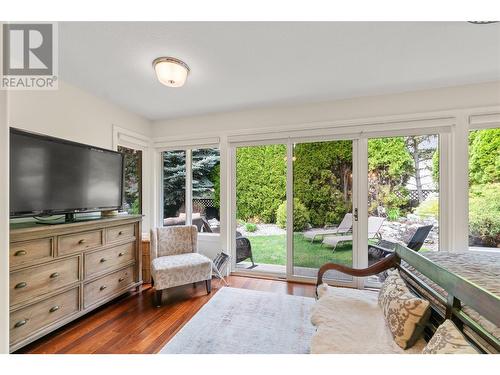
[405,135,438,203]
[192,148,220,199]
[163,150,186,217]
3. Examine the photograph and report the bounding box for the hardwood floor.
[16,276,316,354]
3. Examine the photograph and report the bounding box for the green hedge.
[235,145,286,223]
[469,183,500,247]
[293,141,352,227]
[469,128,500,185]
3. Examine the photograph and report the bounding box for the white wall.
[152,81,500,137]
[8,80,152,149]
[7,80,154,231]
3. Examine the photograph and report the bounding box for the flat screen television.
[10,128,124,220]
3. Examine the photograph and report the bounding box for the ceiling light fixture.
[467,21,499,25]
[153,57,190,88]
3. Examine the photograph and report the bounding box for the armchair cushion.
[152,252,212,290]
[152,225,198,258]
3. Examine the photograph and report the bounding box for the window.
[235,144,286,272]
[192,148,220,232]
[162,148,220,233]
[468,128,500,251]
[118,145,142,214]
[367,134,440,256]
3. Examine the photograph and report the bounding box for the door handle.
[354,208,358,221]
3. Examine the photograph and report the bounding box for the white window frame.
[156,143,222,240]
[466,111,500,252]
[227,119,454,288]
[112,125,151,233]
[152,107,500,286]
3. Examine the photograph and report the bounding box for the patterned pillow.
[378,268,408,315]
[422,319,478,354]
[378,268,431,349]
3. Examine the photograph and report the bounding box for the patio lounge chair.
[368,224,433,265]
[303,213,353,242]
[321,216,385,250]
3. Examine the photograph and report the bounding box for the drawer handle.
[118,231,123,235]
[14,320,28,328]
[15,282,27,289]
[78,239,86,244]
[100,258,107,263]
[50,272,59,279]
[118,277,125,282]
[118,252,125,257]
[100,285,107,291]
[49,305,60,313]
[14,250,27,256]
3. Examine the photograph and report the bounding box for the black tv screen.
[10,128,124,217]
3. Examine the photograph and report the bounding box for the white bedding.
[310,284,426,354]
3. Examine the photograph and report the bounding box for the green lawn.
[247,233,353,268]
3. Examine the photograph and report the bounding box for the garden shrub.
[245,223,257,232]
[387,207,401,221]
[130,197,141,215]
[415,195,439,218]
[469,183,500,247]
[276,199,310,231]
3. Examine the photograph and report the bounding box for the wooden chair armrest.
[316,253,399,291]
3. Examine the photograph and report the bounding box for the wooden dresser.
[9,215,142,352]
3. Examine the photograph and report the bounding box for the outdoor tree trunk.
[409,137,424,203]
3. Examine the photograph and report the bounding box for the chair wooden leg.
[155,289,163,307]
[205,279,212,294]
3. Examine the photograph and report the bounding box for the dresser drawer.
[10,257,80,306]
[58,230,103,255]
[10,238,53,268]
[84,242,135,278]
[10,287,79,345]
[106,224,135,243]
[84,266,135,308]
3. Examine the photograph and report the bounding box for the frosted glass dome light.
[153,57,190,88]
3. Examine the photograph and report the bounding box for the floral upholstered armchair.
[150,225,212,306]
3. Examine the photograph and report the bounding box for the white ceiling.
[59,22,500,121]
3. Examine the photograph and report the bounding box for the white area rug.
[159,287,315,354]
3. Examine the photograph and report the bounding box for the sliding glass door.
[292,140,355,284]
[234,144,287,275]
[364,134,440,284]
[230,131,445,288]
